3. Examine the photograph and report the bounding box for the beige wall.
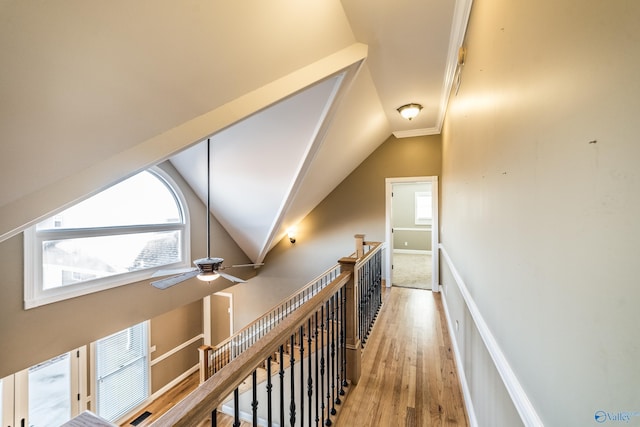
[149,299,203,394]
[0,162,251,379]
[441,0,640,425]
[227,134,442,330]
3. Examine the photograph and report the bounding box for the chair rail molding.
[439,244,543,427]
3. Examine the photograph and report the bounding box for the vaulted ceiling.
[0,0,471,262]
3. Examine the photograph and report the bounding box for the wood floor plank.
[124,286,468,427]
[336,286,469,426]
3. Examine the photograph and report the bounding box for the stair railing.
[152,235,383,427]
[199,263,343,381]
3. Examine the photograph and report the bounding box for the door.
[385,176,439,291]
[2,349,84,427]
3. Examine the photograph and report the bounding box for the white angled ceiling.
[170,74,348,263]
[0,0,472,258]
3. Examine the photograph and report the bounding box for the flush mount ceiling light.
[397,103,423,120]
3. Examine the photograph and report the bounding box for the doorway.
[385,176,439,291]
[204,292,233,347]
[1,348,85,427]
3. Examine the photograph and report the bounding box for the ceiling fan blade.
[152,267,197,278]
[151,270,200,289]
[219,272,247,283]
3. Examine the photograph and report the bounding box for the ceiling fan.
[151,139,262,290]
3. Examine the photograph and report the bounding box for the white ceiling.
[169,0,472,264]
[0,0,472,257]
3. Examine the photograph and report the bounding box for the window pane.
[42,230,181,289]
[28,353,71,427]
[415,190,432,224]
[37,171,182,230]
[96,323,148,422]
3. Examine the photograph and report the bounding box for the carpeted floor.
[392,252,432,290]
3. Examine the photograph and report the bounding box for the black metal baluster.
[325,300,332,426]
[330,294,337,417]
[252,369,258,425]
[211,408,217,427]
[280,344,285,427]
[290,334,296,427]
[336,288,344,405]
[360,263,365,342]
[233,388,240,427]
[299,325,305,426]
[308,317,313,427]
[341,285,348,391]
[267,355,273,427]
[315,311,320,427]
[320,304,326,426]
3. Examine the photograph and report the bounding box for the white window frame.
[24,167,190,309]
[414,191,433,225]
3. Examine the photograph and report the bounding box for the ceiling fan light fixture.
[197,271,220,282]
[397,103,423,120]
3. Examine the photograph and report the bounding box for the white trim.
[77,346,89,413]
[386,176,440,292]
[150,333,204,366]
[392,227,431,232]
[1,375,15,427]
[13,370,27,427]
[439,245,543,427]
[203,296,212,346]
[435,0,474,133]
[393,249,431,255]
[392,127,440,138]
[440,291,479,427]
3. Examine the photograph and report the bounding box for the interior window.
[24,168,189,308]
[95,322,149,422]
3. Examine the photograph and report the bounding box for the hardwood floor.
[122,286,468,427]
[335,286,469,426]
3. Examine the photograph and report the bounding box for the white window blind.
[96,322,149,422]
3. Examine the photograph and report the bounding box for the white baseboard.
[393,249,432,255]
[441,289,479,427]
[439,245,543,427]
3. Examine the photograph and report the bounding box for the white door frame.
[385,176,439,292]
[203,292,234,346]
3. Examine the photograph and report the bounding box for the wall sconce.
[397,103,423,120]
[287,228,297,244]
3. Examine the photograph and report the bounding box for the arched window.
[24,168,189,308]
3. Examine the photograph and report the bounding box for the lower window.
[96,322,150,422]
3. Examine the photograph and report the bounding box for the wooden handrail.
[150,271,352,427]
[355,241,382,268]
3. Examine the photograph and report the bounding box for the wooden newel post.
[354,233,365,259]
[339,256,361,385]
[198,345,212,384]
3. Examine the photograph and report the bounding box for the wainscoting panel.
[439,245,541,427]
